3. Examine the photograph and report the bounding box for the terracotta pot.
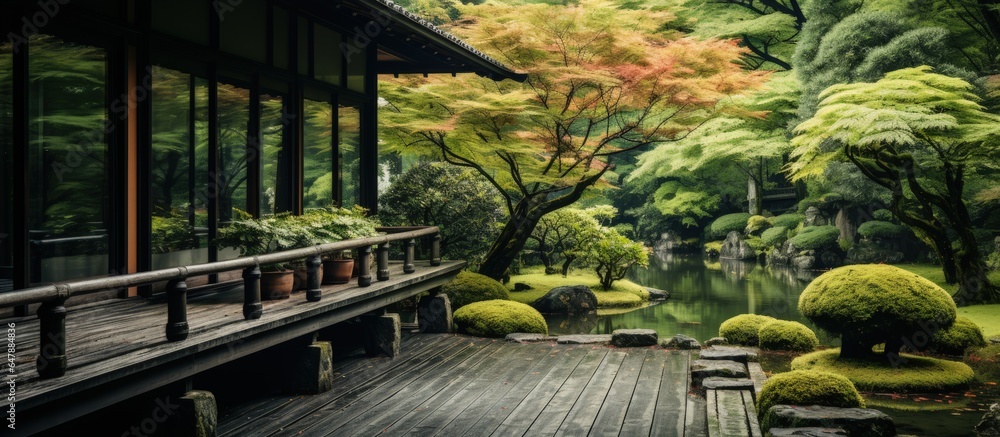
[323,259,355,285]
[293,267,324,291]
[260,270,294,300]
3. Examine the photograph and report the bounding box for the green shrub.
[787,225,840,250]
[745,215,771,235]
[792,348,975,392]
[758,370,864,425]
[872,209,894,222]
[857,220,908,240]
[453,300,548,338]
[798,264,957,358]
[442,271,511,310]
[760,226,789,247]
[703,240,724,256]
[758,320,819,352]
[719,314,776,345]
[705,213,752,239]
[930,316,986,355]
[769,213,804,229]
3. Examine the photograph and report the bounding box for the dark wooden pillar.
[243,265,262,320]
[36,298,67,378]
[166,279,189,341]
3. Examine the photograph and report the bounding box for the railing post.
[404,239,415,274]
[166,279,189,341]
[306,255,322,302]
[36,298,67,379]
[243,265,262,320]
[377,242,390,281]
[358,246,373,287]
[431,233,441,266]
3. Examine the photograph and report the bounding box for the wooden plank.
[552,349,627,437]
[587,349,647,436]
[651,350,689,437]
[706,390,720,437]
[619,349,670,437]
[522,348,608,436]
[714,390,750,437]
[742,390,763,437]
[489,345,593,436]
[747,362,766,396]
[685,393,708,437]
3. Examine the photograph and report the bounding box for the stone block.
[705,337,729,346]
[170,390,217,437]
[699,346,758,363]
[612,329,658,347]
[557,334,612,345]
[768,428,848,436]
[289,341,334,395]
[702,377,755,392]
[661,334,701,350]
[505,333,556,343]
[363,313,401,358]
[763,405,896,437]
[418,293,452,333]
[690,359,748,384]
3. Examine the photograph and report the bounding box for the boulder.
[720,231,757,260]
[654,231,681,253]
[531,285,597,314]
[660,334,701,350]
[699,346,758,363]
[976,403,1000,436]
[690,359,748,384]
[557,334,612,345]
[612,329,658,347]
[768,428,848,436]
[645,287,670,301]
[763,405,896,436]
[705,337,729,346]
[513,282,533,291]
[804,206,828,227]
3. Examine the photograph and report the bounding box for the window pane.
[347,47,365,93]
[314,25,342,85]
[219,0,266,63]
[339,104,361,207]
[303,98,334,209]
[0,43,12,291]
[27,35,110,283]
[150,66,210,269]
[272,6,289,70]
[260,93,284,215]
[152,0,208,46]
[217,82,251,261]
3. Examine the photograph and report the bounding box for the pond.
[542,252,997,437]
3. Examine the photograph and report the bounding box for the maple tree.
[380,0,764,280]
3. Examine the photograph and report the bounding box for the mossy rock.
[705,213,752,240]
[760,226,789,248]
[798,264,957,357]
[787,225,840,251]
[791,348,975,392]
[769,213,804,229]
[704,240,724,256]
[745,215,771,235]
[857,220,908,240]
[930,316,986,355]
[719,314,776,346]
[757,370,864,425]
[758,320,819,352]
[453,300,548,338]
[441,271,511,310]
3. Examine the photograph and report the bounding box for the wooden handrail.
[2,226,442,379]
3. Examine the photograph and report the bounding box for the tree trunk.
[478,197,545,280]
[952,223,1000,305]
[747,175,762,215]
[839,336,872,359]
[560,254,576,277]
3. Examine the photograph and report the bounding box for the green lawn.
[894,263,1000,340]
[506,269,649,309]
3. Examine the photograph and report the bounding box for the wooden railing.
[0,226,442,379]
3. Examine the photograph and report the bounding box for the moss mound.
[791,348,975,392]
[745,215,771,235]
[453,300,548,338]
[719,314,776,345]
[705,213,752,239]
[787,225,840,250]
[857,220,908,239]
[930,316,986,355]
[769,213,804,229]
[442,271,511,310]
[758,320,819,352]
[757,370,864,425]
[760,226,789,247]
[798,264,957,357]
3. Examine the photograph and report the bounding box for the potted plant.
[215,211,306,300]
[300,207,380,284]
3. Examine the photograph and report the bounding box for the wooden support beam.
[166,279,189,342]
[306,255,322,302]
[431,234,441,266]
[404,239,415,274]
[36,298,67,379]
[377,242,390,281]
[358,246,373,287]
[242,265,262,320]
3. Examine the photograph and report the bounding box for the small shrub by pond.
[705,213,752,240]
[857,220,909,240]
[791,348,975,392]
[758,320,818,352]
[442,271,510,310]
[453,300,547,338]
[930,316,986,356]
[786,225,840,250]
[719,314,776,346]
[506,270,648,310]
[757,370,864,424]
[768,213,804,229]
[760,226,789,248]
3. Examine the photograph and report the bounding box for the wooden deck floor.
[220,333,706,437]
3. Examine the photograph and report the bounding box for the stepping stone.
[611,329,658,347]
[705,337,729,346]
[645,287,670,300]
[747,362,767,395]
[699,345,758,363]
[768,428,848,436]
[702,377,755,393]
[763,405,896,437]
[505,333,556,343]
[691,359,748,384]
[661,334,701,350]
[557,334,611,344]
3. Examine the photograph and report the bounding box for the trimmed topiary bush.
[857,220,908,240]
[757,370,864,424]
[798,264,957,359]
[930,316,986,355]
[787,225,840,250]
[745,215,771,235]
[453,300,548,338]
[705,213,752,240]
[758,320,819,352]
[719,314,776,345]
[872,209,894,222]
[442,271,511,310]
[760,226,789,247]
[792,348,975,392]
[769,213,804,229]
